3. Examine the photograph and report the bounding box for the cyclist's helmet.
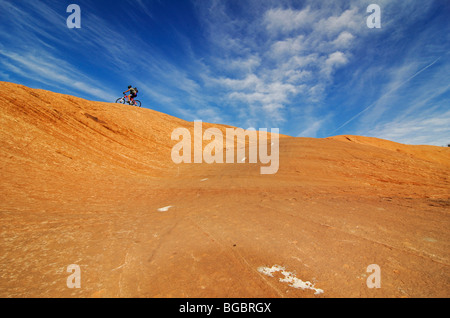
[128,85,132,89]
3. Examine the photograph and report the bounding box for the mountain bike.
[116,93,141,107]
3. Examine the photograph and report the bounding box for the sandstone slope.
[0,81,449,298]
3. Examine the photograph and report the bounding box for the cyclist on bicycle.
[123,85,138,106]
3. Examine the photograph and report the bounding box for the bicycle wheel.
[134,100,141,107]
[116,97,125,104]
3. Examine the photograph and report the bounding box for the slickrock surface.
[0,81,448,297]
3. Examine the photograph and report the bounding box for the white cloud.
[225,77,298,116]
[264,7,317,34]
[314,7,361,36]
[323,51,349,76]
[227,55,262,74]
[326,51,348,66]
[197,3,365,130]
[332,31,355,49]
[270,35,305,58]
[220,74,262,91]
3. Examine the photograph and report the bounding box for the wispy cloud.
[0,49,116,101]
[368,108,450,146]
[334,56,444,133]
[0,0,117,100]
[357,57,450,146]
[194,2,366,131]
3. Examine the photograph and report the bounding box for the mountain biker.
[123,85,137,105]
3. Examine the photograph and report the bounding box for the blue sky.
[1,0,449,146]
